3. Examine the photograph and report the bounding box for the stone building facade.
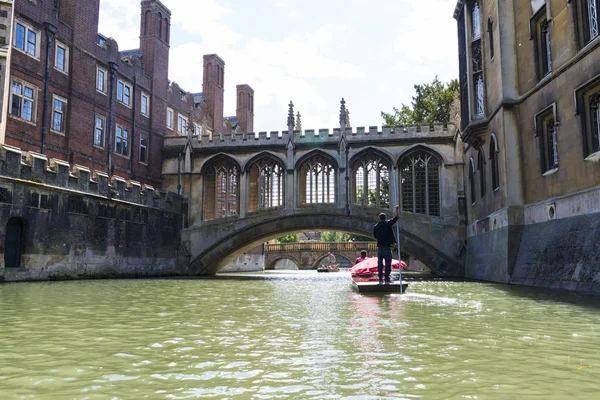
[454,0,600,291]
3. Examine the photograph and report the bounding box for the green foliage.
[277,234,299,243]
[320,231,344,242]
[381,77,459,126]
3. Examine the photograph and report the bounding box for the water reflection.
[0,274,599,399]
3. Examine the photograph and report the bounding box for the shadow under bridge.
[182,206,465,276]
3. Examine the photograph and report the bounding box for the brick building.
[454,0,600,290]
[1,0,254,188]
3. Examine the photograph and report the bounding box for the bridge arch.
[395,144,448,166]
[201,154,241,221]
[184,208,464,277]
[242,151,286,173]
[268,255,302,270]
[296,150,338,205]
[350,148,393,209]
[245,152,286,212]
[199,153,242,174]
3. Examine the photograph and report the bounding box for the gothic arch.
[398,146,442,217]
[350,148,393,209]
[296,150,337,205]
[201,155,241,221]
[245,153,285,212]
[243,151,286,173]
[489,133,500,191]
[200,153,242,175]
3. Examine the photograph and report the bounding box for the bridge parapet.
[163,124,456,151]
[265,241,378,270]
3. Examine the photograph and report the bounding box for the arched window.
[469,158,476,205]
[248,157,284,212]
[144,11,151,36]
[478,149,486,198]
[399,149,441,216]
[164,17,170,43]
[488,18,494,59]
[158,13,163,39]
[203,157,239,220]
[352,152,390,209]
[299,154,336,204]
[489,135,500,191]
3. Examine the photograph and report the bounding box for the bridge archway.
[271,257,301,270]
[184,208,464,277]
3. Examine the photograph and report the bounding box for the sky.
[98,0,459,132]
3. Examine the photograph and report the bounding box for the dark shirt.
[373,216,398,247]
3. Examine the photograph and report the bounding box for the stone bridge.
[265,242,379,270]
[162,100,467,276]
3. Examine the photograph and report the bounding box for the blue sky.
[99,0,459,132]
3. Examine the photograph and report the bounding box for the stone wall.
[0,145,188,282]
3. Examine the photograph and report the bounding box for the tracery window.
[478,149,486,198]
[400,150,440,217]
[469,158,476,205]
[490,135,500,191]
[352,153,390,209]
[203,157,239,220]
[577,0,600,46]
[471,2,484,116]
[248,157,284,212]
[299,154,336,204]
[533,9,552,80]
[588,93,600,155]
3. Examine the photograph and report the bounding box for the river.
[0,271,599,399]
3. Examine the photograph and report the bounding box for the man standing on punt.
[373,205,399,285]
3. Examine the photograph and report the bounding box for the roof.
[120,48,141,57]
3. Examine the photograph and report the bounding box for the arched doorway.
[4,217,25,269]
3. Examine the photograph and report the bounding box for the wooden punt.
[351,280,409,294]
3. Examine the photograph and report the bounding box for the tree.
[320,231,344,242]
[277,234,299,243]
[381,77,459,126]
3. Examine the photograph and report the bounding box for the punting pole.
[393,168,403,294]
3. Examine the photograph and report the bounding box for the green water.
[0,272,599,399]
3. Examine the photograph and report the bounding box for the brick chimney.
[236,84,254,134]
[203,54,225,134]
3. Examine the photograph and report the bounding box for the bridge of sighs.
[162,100,467,276]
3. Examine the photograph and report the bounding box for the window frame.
[116,80,132,107]
[29,191,51,210]
[469,1,485,118]
[115,125,130,158]
[574,0,600,48]
[531,7,552,82]
[194,123,201,137]
[167,107,174,130]
[177,114,188,135]
[94,114,105,148]
[14,20,40,59]
[51,94,67,134]
[54,41,69,74]
[96,66,107,95]
[489,134,500,191]
[139,136,148,164]
[9,78,37,123]
[140,92,149,117]
[468,157,476,206]
[534,103,559,175]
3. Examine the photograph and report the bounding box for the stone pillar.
[239,172,247,218]
[286,170,295,211]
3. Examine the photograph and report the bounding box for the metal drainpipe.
[40,23,57,155]
[130,76,136,179]
[107,62,118,195]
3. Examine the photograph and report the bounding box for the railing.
[265,242,377,253]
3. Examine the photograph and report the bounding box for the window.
[0,186,13,204]
[167,108,174,129]
[576,0,600,46]
[299,154,336,204]
[585,91,600,157]
[533,9,552,80]
[116,80,131,106]
[140,137,148,163]
[203,157,240,220]
[94,115,105,147]
[248,157,284,212]
[51,95,67,133]
[14,21,39,58]
[10,79,36,122]
[141,93,149,116]
[54,42,68,74]
[115,126,129,157]
[352,152,390,209]
[68,195,88,215]
[536,107,558,174]
[400,149,441,217]
[471,2,484,116]
[478,150,486,197]
[469,158,476,205]
[29,192,50,209]
[490,134,500,191]
[194,123,201,137]
[178,114,188,135]
[96,66,107,94]
[487,18,494,59]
